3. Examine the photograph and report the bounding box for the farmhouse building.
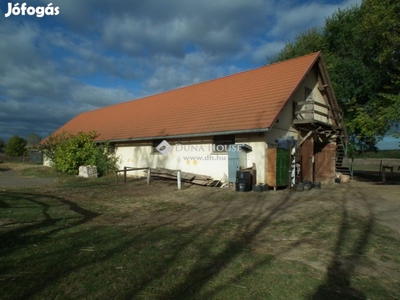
[50,52,348,186]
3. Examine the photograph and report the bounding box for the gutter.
[97,128,271,143]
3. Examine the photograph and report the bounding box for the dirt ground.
[113,175,400,235]
[0,164,55,187]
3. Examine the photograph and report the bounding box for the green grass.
[1,164,400,299]
[17,165,62,178]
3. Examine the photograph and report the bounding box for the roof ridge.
[268,51,321,66]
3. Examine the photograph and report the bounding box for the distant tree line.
[268,0,400,153]
[0,133,41,156]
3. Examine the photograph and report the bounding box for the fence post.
[124,166,127,182]
[177,170,181,190]
[147,168,151,185]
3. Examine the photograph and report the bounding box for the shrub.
[5,135,27,156]
[0,138,5,153]
[41,131,118,175]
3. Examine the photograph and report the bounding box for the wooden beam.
[318,84,328,91]
[313,101,341,113]
[294,109,314,115]
[314,110,341,121]
[292,119,315,124]
[295,101,314,106]
[299,130,313,147]
[296,100,341,114]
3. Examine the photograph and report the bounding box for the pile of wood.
[147,167,214,186]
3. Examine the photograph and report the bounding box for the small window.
[305,87,312,100]
[213,135,235,153]
[152,139,163,154]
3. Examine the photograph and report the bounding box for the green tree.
[41,131,118,175]
[0,138,5,152]
[268,27,326,63]
[26,132,42,149]
[5,135,27,156]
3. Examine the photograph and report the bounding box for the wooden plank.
[149,167,213,184]
[314,143,335,183]
[150,168,195,181]
[192,175,211,180]
[313,101,341,113]
[191,179,209,186]
[301,138,314,182]
[313,110,340,121]
[294,109,314,115]
[296,100,341,114]
[295,101,314,106]
[299,130,313,147]
[292,119,315,124]
[266,148,277,187]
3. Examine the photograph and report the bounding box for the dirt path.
[0,165,55,188]
[84,176,400,236]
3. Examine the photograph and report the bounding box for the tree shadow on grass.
[0,185,378,300]
[122,191,310,299]
[309,196,374,300]
[0,191,164,299]
[0,191,101,257]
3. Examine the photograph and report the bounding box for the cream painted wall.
[115,134,267,183]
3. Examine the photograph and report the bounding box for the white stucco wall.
[115,134,267,183]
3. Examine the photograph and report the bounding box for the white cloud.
[250,41,287,64]
[144,52,241,93]
[70,85,135,108]
[269,0,362,40]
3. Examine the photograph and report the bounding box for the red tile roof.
[53,52,321,142]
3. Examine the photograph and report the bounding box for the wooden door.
[301,138,313,182]
[314,143,336,183]
[266,148,277,186]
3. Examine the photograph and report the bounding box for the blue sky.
[3,0,397,150]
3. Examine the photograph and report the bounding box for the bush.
[5,135,27,156]
[0,138,5,153]
[42,131,118,175]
